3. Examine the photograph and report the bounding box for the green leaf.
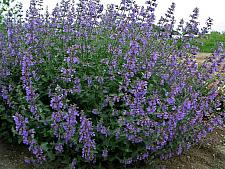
[40,142,49,152]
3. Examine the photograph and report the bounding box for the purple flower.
[97,122,110,136]
[52,111,63,123]
[92,109,99,115]
[13,113,29,145]
[102,149,108,158]
[64,57,79,64]
[96,76,104,85]
[50,96,63,111]
[177,144,183,156]
[79,112,96,162]
[72,78,81,93]
[62,105,79,143]
[167,96,175,105]
[71,158,77,169]
[55,143,64,153]
[13,113,45,163]
[86,76,93,86]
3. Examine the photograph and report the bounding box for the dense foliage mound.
[0,0,224,168]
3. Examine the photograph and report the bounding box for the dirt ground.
[0,53,224,169]
[195,53,212,63]
[0,140,34,169]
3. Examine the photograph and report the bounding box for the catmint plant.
[0,0,224,168]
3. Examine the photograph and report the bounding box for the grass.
[198,31,225,53]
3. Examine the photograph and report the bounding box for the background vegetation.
[198,31,225,53]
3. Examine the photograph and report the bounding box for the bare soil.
[195,53,211,63]
[0,140,35,169]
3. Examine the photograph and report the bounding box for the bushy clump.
[0,0,224,168]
